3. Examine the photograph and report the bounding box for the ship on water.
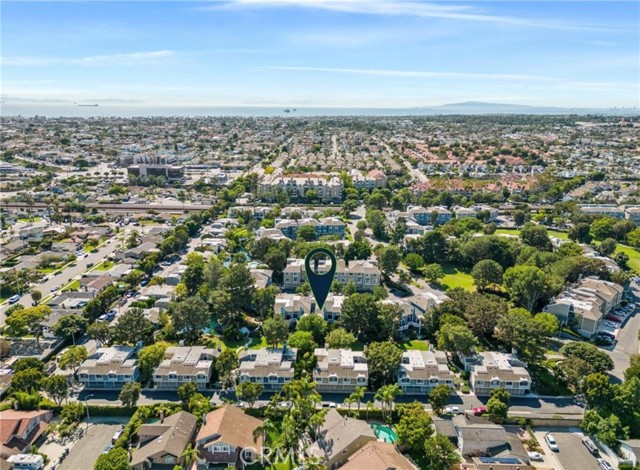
[77,103,99,107]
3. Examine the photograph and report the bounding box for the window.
[165,457,175,464]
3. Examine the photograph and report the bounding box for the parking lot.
[57,423,121,470]
[534,429,601,470]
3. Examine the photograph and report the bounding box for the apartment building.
[77,346,139,390]
[283,258,381,291]
[275,217,346,239]
[579,204,625,219]
[274,293,345,324]
[381,291,446,333]
[153,346,218,390]
[237,347,298,391]
[625,206,640,225]
[349,169,387,190]
[462,352,531,397]
[258,171,343,202]
[397,350,455,395]
[314,348,368,392]
[544,277,624,338]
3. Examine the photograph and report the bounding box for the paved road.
[57,423,121,470]
[606,281,639,381]
[0,237,119,325]
[534,429,601,470]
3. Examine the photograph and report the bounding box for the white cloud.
[1,50,174,67]
[261,65,560,81]
[208,0,617,32]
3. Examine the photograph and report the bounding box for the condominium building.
[313,348,368,392]
[349,169,387,190]
[544,277,624,338]
[275,217,346,239]
[274,293,345,324]
[381,290,447,333]
[77,346,139,390]
[258,171,343,202]
[153,346,218,391]
[397,350,455,395]
[283,258,381,291]
[463,351,531,397]
[237,347,298,391]
[579,204,625,219]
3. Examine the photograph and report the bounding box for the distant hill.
[411,101,639,116]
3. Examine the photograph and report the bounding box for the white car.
[597,459,614,470]
[445,406,462,415]
[527,451,543,461]
[604,321,619,329]
[545,434,559,451]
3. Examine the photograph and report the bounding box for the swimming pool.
[370,423,398,443]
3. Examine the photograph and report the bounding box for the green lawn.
[440,263,475,292]
[17,217,42,223]
[495,228,569,240]
[616,244,640,274]
[62,280,81,292]
[94,260,116,271]
[399,339,430,351]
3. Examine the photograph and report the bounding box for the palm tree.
[349,386,366,416]
[302,455,327,470]
[180,443,198,470]
[366,400,374,420]
[253,418,276,450]
[375,384,402,422]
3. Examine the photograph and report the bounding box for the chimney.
[202,413,207,425]
[160,410,165,424]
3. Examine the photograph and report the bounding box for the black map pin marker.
[304,247,337,311]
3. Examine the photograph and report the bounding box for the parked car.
[472,406,487,416]
[583,437,599,455]
[87,262,94,268]
[98,314,108,322]
[50,285,59,292]
[140,279,149,287]
[597,459,614,470]
[8,295,20,304]
[603,321,619,329]
[445,406,462,415]
[527,451,543,461]
[545,434,559,451]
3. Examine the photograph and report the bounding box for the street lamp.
[84,394,94,429]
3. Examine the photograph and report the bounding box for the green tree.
[429,384,451,415]
[42,375,69,406]
[31,290,42,304]
[490,387,511,405]
[296,314,327,345]
[287,331,317,353]
[58,345,88,376]
[169,296,210,344]
[471,259,504,291]
[423,263,444,285]
[561,342,614,373]
[366,209,387,240]
[520,222,552,251]
[487,397,509,422]
[495,308,546,364]
[236,381,264,407]
[374,383,402,421]
[263,316,289,347]
[138,342,168,384]
[599,238,618,257]
[366,341,402,389]
[252,285,280,319]
[60,402,85,424]
[503,265,549,312]
[423,434,460,469]
[177,382,198,408]
[216,349,238,389]
[590,217,616,241]
[437,323,477,355]
[403,253,425,272]
[569,222,592,243]
[532,312,559,336]
[625,354,640,381]
[14,358,44,373]
[11,369,45,393]
[87,321,111,345]
[345,241,372,262]
[119,381,141,407]
[221,263,256,311]
[297,225,317,242]
[5,305,50,337]
[395,402,433,450]
[53,315,88,343]
[181,444,198,470]
[378,246,401,276]
[325,327,356,349]
[112,308,155,345]
[94,447,130,470]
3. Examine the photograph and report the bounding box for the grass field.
[62,280,81,292]
[95,260,116,271]
[495,228,569,240]
[17,217,42,223]
[616,244,640,273]
[440,263,475,292]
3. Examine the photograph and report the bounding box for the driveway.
[57,423,122,470]
[606,283,639,381]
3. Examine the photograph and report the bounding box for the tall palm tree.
[366,400,374,420]
[349,386,366,416]
[253,418,277,450]
[375,384,402,422]
[180,443,198,470]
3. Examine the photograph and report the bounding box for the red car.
[473,406,487,416]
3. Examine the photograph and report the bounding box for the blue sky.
[2,0,639,107]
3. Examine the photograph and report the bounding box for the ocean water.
[1,103,419,118]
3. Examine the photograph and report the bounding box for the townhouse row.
[76,345,531,398]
